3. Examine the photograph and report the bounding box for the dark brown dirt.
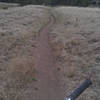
[18,16,64,100]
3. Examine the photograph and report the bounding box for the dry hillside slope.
[0,5,100,100]
[50,6,100,100]
[0,5,50,100]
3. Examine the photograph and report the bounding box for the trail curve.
[19,15,64,100]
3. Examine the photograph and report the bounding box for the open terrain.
[0,5,51,100]
[50,6,100,100]
[0,5,100,100]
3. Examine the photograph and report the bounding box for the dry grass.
[0,5,100,100]
[0,5,50,100]
[8,57,36,84]
[50,6,100,100]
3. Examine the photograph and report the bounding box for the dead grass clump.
[3,56,36,99]
[63,64,76,78]
[63,54,78,78]
[7,56,36,89]
[65,39,81,54]
[51,40,64,57]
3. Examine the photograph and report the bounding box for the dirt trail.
[19,16,64,100]
[34,16,64,100]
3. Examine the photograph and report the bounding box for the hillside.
[0,5,50,100]
[50,6,100,100]
[0,5,100,100]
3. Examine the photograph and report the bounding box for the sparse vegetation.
[0,3,100,100]
[0,5,50,100]
[50,6,100,100]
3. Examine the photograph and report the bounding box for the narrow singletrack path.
[33,16,64,100]
[20,16,64,100]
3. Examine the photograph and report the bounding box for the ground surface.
[50,6,100,100]
[0,5,100,100]
[0,5,52,100]
[17,16,64,100]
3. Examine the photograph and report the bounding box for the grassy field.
[0,5,50,100]
[0,5,100,100]
[50,6,100,100]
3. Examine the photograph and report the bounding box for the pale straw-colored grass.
[50,6,100,100]
[0,5,50,100]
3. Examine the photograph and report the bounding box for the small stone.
[34,87,39,91]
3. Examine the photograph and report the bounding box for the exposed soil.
[34,16,64,100]
[18,16,64,100]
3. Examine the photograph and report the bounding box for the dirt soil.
[0,5,100,100]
